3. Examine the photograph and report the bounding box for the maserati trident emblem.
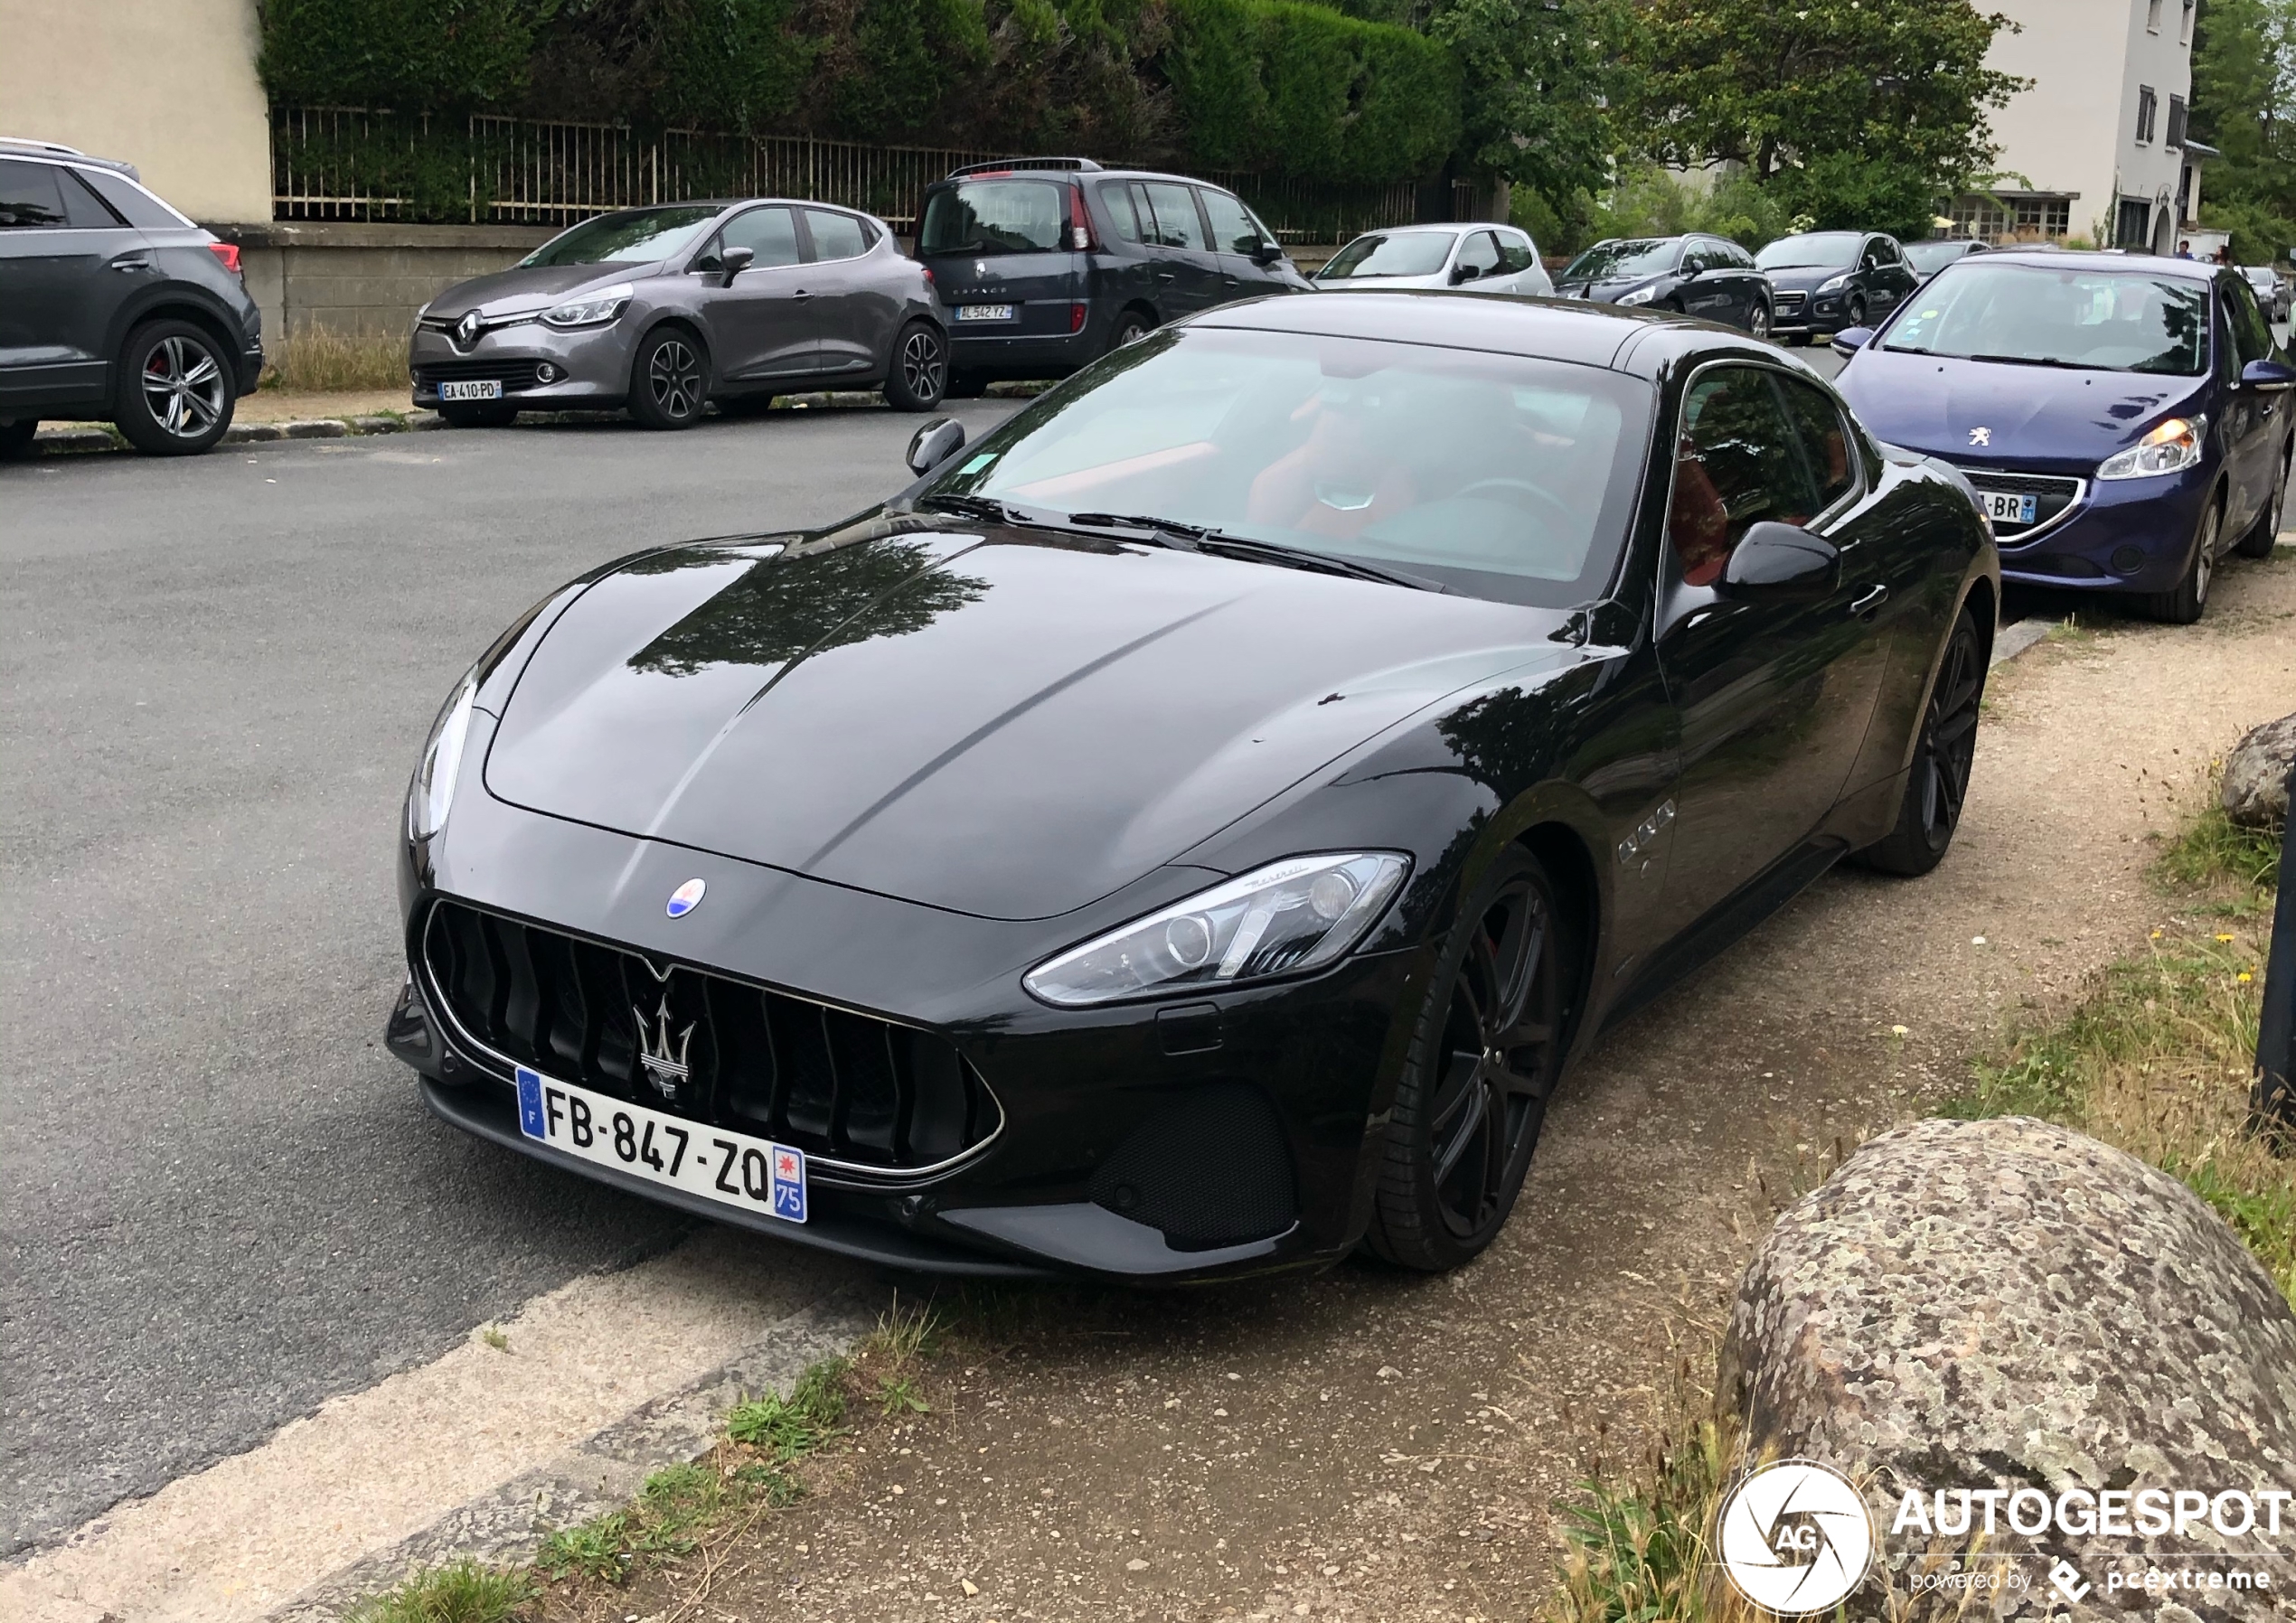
[634,994,694,1101]
[1967,426,1991,446]
[666,877,706,918]
[454,309,485,349]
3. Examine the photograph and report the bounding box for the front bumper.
[408,318,640,411]
[392,782,1416,1282]
[1990,462,2213,594]
[1767,289,1849,337]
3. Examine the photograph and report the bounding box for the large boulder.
[1721,1116,2296,1620]
[2224,713,2296,830]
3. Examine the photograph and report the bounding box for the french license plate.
[956,304,1014,322]
[438,379,503,401]
[1984,491,2037,526]
[515,1066,807,1224]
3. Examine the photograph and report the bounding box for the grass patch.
[1548,1410,1739,1623]
[343,1561,534,1623]
[2157,797,2283,899]
[260,331,408,393]
[724,1356,848,1460]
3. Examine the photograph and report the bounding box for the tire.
[882,321,947,412]
[113,319,236,455]
[438,403,518,428]
[1748,300,1773,342]
[1857,607,1986,877]
[2233,446,2290,558]
[1106,309,1153,354]
[0,417,36,458]
[628,326,708,429]
[1363,847,1575,1271]
[1845,294,1868,328]
[944,371,988,399]
[2137,495,2221,624]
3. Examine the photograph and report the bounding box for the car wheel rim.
[1916,623,1982,851]
[902,329,944,399]
[142,334,224,438]
[1426,877,1559,1241]
[1752,306,1770,338]
[649,340,701,418]
[2194,506,2218,603]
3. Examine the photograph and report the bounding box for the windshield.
[1756,232,1862,270]
[1881,262,2210,375]
[922,327,1653,605]
[1315,232,1454,279]
[1562,239,1680,281]
[1905,240,1976,274]
[522,206,720,267]
[2244,267,2277,287]
[918,180,1065,256]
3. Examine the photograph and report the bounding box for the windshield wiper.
[1064,512,1450,594]
[1963,353,2110,371]
[914,493,1018,524]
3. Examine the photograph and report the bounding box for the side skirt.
[1598,838,1847,1032]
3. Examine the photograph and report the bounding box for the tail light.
[1068,185,1098,254]
[204,241,242,276]
[1070,302,1088,333]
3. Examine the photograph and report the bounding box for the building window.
[1949,193,2074,244]
[2146,0,2161,29]
[2167,94,2188,148]
[2136,85,2158,144]
[2181,0,2195,42]
[2116,198,2152,249]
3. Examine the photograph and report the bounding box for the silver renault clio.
[409,200,949,427]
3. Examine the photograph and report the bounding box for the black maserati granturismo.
[388,292,1999,1281]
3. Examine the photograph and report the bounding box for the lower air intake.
[1087,1084,1297,1249]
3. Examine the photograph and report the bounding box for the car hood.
[1759,265,1852,291]
[1838,347,2210,470]
[424,261,663,320]
[483,521,1572,921]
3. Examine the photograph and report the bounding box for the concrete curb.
[1989,617,2054,667]
[265,1291,873,1622]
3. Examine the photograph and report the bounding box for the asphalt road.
[0,402,1018,1556]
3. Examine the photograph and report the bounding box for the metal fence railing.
[270,107,1467,241]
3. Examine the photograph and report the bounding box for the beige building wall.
[0,0,273,225]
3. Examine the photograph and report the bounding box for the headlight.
[2096,415,2206,480]
[541,283,635,328]
[1615,285,1657,306]
[1022,852,1410,1008]
[1817,274,1849,293]
[408,672,478,840]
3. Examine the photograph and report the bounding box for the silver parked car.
[2240,264,2291,323]
[409,200,948,428]
[1311,223,1554,297]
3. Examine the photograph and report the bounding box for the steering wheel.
[1453,477,1580,535]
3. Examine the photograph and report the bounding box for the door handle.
[791,288,811,299]
[1155,270,1174,282]
[1849,584,1888,618]
[1222,275,1239,287]
[109,254,153,272]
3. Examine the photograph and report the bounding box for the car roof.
[1190,288,1776,375]
[1976,248,2216,281]
[0,136,140,178]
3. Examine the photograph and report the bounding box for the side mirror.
[1831,326,1876,356]
[1251,240,1283,267]
[2241,357,2296,390]
[1450,261,1482,284]
[1717,522,1841,603]
[719,245,754,286]
[1679,264,1702,281]
[906,417,965,476]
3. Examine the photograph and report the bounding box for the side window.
[1682,241,1717,275]
[57,167,125,228]
[0,159,69,228]
[1200,189,1261,255]
[1098,181,1142,243]
[1669,367,1824,587]
[716,206,802,268]
[73,167,187,230]
[2224,278,2272,366]
[1723,241,1755,268]
[1139,183,1210,251]
[1497,230,1536,274]
[802,209,870,262]
[1456,230,1501,277]
[1774,374,1858,513]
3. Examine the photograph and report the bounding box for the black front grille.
[415,359,544,392]
[1953,465,2085,540]
[1774,290,1807,314]
[421,901,1000,1177]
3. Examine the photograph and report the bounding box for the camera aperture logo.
[1717,1459,1877,1615]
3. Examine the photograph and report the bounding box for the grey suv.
[0,139,264,457]
[410,200,947,427]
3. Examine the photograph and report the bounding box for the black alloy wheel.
[2140,495,2220,624]
[0,417,36,458]
[1749,300,1773,341]
[115,319,235,455]
[1366,847,1572,1271]
[1107,310,1153,354]
[1858,607,1985,877]
[2234,446,2290,558]
[883,321,948,411]
[630,328,707,429]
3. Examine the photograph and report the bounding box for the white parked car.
[1312,223,1553,297]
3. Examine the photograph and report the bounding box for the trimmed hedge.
[258,0,552,107]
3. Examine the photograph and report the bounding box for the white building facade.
[1956,0,2211,250]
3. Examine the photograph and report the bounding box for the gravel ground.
[579,551,2296,1623]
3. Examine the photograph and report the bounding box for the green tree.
[656,0,819,132]
[1424,0,1635,203]
[259,0,556,106]
[2190,0,2296,263]
[1629,0,2023,239]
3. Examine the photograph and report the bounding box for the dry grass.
[260,330,409,393]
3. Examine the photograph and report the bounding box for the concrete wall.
[0,0,274,225]
[219,222,559,347]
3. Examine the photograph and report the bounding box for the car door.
[1494,228,1550,296]
[1134,182,1223,320]
[2218,272,2281,535]
[1677,240,1736,324]
[1717,240,1764,329]
[1450,230,1502,291]
[1653,361,1886,933]
[692,205,816,383]
[1200,186,1286,304]
[0,156,145,408]
[797,208,896,381]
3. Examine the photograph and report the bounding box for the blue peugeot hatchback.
[1831,251,2293,621]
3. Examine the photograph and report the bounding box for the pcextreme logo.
[1717,1459,1877,1615]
